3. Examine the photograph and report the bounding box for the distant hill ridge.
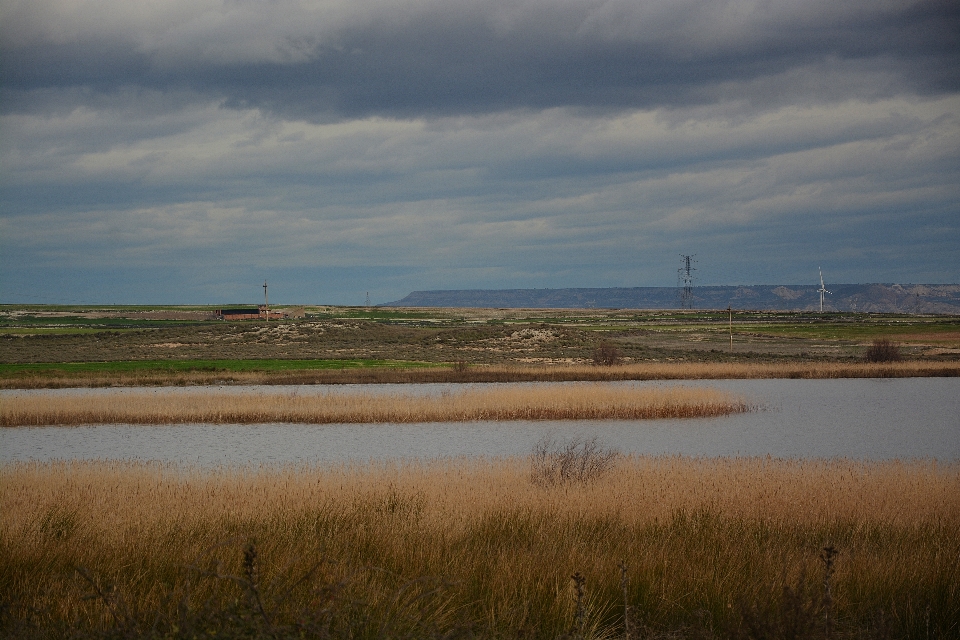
[386,284,960,313]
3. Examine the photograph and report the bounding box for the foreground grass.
[1,457,957,638]
[2,360,959,389]
[0,384,748,426]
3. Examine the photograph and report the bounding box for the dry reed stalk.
[0,457,960,637]
[2,457,958,637]
[0,384,748,426]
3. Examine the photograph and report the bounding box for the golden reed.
[0,384,748,426]
[2,457,958,636]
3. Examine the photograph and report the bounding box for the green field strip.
[739,322,960,341]
[0,359,437,375]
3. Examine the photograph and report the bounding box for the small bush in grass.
[592,341,622,366]
[530,435,620,485]
[865,339,902,363]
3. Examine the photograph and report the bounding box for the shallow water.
[1,378,957,465]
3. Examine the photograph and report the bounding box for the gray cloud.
[3,0,958,119]
[1,0,958,304]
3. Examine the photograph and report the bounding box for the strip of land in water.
[1,360,957,389]
[0,384,748,426]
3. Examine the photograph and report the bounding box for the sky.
[1,0,958,306]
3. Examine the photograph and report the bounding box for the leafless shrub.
[530,435,620,485]
[592,341,623,366]
[865,339,902,363]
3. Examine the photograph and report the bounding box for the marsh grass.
[2,360,957,389]
[0,384,749,426]
[2,457,958,638]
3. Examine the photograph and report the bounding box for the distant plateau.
[386,284,960,314]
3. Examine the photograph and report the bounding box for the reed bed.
[2,457,958,638]
[2,359,957,389]
[0,384,749,427]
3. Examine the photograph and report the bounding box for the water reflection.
[2,378,957,465]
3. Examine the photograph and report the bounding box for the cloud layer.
[1,0,958,304]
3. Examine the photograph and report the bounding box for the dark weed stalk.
[619,561,632,640]
[242,542,272,626]
[820,544,838,639]
[571,572,586,640]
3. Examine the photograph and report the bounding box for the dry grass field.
[2,456,958,638]
[0,384,749,426]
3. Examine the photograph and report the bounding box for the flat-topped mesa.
[386,284,960,313]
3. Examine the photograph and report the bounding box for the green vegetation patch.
[0,358,435,376]
[744,320,960,341]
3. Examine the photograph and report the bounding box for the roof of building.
[217,308,260,315]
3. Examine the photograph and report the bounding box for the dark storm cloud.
[2,0,958,304]
[3,0,958,119]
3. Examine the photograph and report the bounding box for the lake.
[1,378,957,466]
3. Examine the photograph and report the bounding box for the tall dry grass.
[2,360,957,389]
[2,457,958,637]
[0,384,748,426]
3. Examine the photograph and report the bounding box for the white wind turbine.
[817,267,831,312]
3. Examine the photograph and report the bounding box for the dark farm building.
[215,305,285,320]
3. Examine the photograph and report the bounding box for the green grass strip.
[0,359,436,375]
[744,322,960,341]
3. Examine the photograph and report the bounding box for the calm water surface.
[2,379,957,465]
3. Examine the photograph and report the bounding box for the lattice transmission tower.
[677,255,697,309]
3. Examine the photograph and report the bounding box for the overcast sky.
[1,0,958,305]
